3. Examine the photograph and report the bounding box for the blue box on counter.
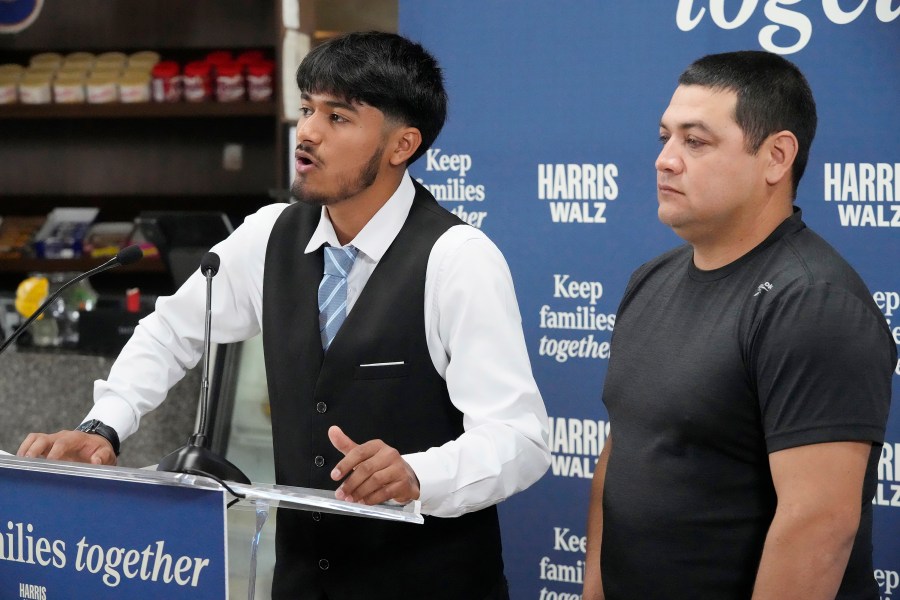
[32,207,99,259]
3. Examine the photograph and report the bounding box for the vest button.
[314,455,325,467]
[311,511,321,521]
[319,558,330,571]
[316,402,327,413]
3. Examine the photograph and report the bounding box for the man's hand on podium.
[328,425,420,506]
[17,431,118,466]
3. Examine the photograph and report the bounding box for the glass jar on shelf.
[15,273,98,348]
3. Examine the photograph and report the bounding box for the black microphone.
[157,251,250,485]
[200,252,220,276]
[116,244,144,267]
[0,245,145,357]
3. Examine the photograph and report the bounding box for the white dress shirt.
[88,172,550,517]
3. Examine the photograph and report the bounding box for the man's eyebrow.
[300,91,359,113]
[659,119,715,136]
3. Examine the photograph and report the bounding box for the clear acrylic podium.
[0,454,422,599]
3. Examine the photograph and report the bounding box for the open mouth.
[295,153,318,173]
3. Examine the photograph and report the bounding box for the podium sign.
[0,456,227,600]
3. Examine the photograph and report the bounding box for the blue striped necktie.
[318,245,359,350]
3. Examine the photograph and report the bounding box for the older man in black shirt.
[584,51,895,600]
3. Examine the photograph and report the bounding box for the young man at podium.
[18,31,550,600]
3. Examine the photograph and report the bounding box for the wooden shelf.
[0,101,277,120]
[0,256,165,274]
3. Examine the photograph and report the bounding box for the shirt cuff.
[403,449,456,516]
[83,395,138,442]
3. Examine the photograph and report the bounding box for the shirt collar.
[304,171,415,262]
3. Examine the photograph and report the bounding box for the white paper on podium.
[227,480,423,524]
[0,455,422,524]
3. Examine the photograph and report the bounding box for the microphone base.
[156,436,251,485]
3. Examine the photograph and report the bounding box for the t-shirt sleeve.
[751,282,894,453]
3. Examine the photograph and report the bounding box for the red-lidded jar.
[205,50,233,77]
[150,60,182,102]
[236,50,265,71]
[215,61,245,102]
[206,50,233,64]
[247,60,274,102]
[183,60,212,102]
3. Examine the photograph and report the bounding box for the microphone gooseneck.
[196,251,218,442]
[0,245,145,357]
[157,251,250,486]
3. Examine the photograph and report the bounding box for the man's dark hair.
[679,50,817,198]
[296,31,447,165]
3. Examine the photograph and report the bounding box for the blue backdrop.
[401,2,899,598]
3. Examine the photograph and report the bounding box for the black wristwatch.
[76,419,121,456]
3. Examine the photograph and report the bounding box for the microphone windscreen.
[116,245,144,266]
[200,252,221,276]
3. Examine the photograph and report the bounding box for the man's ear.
[388,127,422,166]
[764,130,799,187]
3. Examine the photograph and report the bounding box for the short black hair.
[679,50,817,198]
[296,31,447,165]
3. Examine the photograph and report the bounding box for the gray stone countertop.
[0,349,199,468]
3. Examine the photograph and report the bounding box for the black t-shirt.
[601,209,895,599]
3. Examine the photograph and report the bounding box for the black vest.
[262,183,504,600]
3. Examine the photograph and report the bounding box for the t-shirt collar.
[688,206,807,281]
